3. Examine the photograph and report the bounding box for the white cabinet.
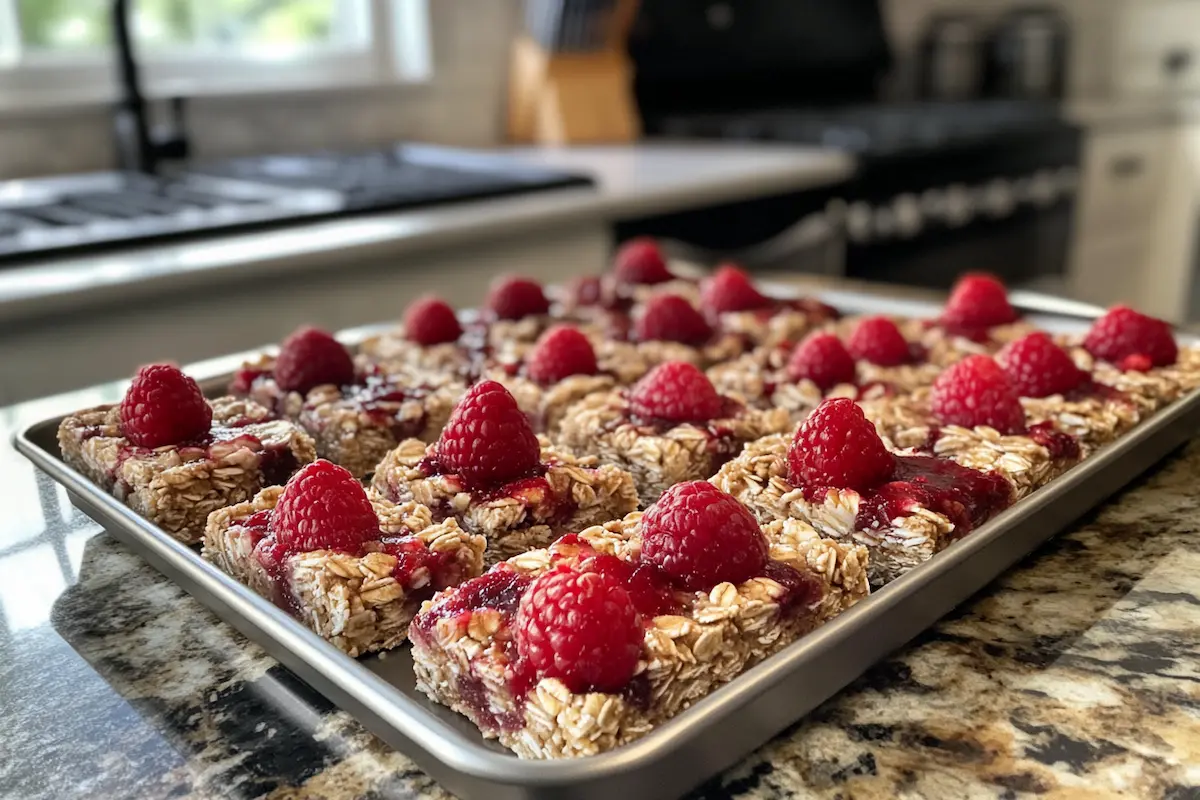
[1069,123,1200,321]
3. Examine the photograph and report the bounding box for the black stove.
[0,145,593,264]
[622,0,1081,289]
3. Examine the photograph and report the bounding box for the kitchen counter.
[0,144,853,327]
[0,143,852,405]
[3,376,1200,798]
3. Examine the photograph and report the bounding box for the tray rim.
[13,287,1200,790]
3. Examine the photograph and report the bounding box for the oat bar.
[408,515,869,758]
[371,437,640,562]
[713,433,1014,587]
[203,486,485,656]
[556,390,793,504]
[58,397,316,544]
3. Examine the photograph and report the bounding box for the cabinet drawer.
[1076,128,1170,234]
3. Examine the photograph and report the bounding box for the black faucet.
[111,0,190,174]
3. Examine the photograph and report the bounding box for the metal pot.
[988,7,1069,100]
[918,14,984,101]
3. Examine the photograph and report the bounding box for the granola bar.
[233,354,464,478]
[58,396,316,544]
[556,389,793,504]
[371,437,640,563]
[408,514,869,758]
[203,486,485,656]
[712,432,1013,587]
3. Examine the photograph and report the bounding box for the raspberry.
[846,317,913,366]
[699,264,771,314]
[1083,305,1178,368]
[1119,353,1153,372]
[434,380,541,488]
[404,295,462,346]
[567,275,603,307]
[525,326,598,384]
[119,364,213,447]
[930,355,1026,434]
[640,481,768,591]
[786,398,894,491]
[786,333,857,391]
[996,332,1085,398]
[627,362,725,423]
[941,273,1018,330]
[516,568,643,693]
[274,326,356,394]
[634,294,713,345]
[273,460,379,553]
[485,276,551,321]
[613,237,674,285]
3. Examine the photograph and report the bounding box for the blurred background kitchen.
[2,0,1200,403]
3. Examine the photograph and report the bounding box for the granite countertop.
[2,369,1199,799]
[0,144,853,326]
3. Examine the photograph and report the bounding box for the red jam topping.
[1027,421,1082,461]
[844,455,1014,537]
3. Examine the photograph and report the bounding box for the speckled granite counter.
[3,384,1199,800]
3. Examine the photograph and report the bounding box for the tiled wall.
[0,0,523,178]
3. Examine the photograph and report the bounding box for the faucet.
[111,0,190,174]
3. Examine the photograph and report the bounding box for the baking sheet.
[15,290,1200,800]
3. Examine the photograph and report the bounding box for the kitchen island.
[2,360,1198,799]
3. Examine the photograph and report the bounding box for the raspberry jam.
[847,455,1014,537]
[1026,422,1081,462]
[340,377,430,442]
[760,561,824,616]
[583,554,681,619]
[413,567,533,636]
[378,535,461,592]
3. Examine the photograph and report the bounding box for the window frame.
[0,0,432,112]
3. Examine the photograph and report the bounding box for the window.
[0,0,430,109]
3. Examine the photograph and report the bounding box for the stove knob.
[944,184,974,227]
[1013,176,1034,204]
[1030,171,1058,207]
[874,206,896,239]
[982,179,1015,218]
[893,194,922,238]
[919,189,944,217]
[847,202,873,244]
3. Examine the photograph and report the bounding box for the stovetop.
[656,100,1069,158]
[0,145,593,264]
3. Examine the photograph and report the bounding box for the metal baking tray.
[15,289,1200,800]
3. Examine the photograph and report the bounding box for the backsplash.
[0,0,523,179]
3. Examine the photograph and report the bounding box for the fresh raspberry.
[404,295,462,346]
[1083,305,1178,368]
[613,237,674,285]
[274,326,356,394]
[786,333,857,391]
[516,568,643,693]
[273,460,379,553]
[525,326,598,384]
[434,380,540,488]
[485,276,551,321]
[846,317,914,366]
[1119,353,1153,372]
[634,294,713,345]
[930,355,1026,434]
[941,273,1018,330]
[786,398,895,491]
[640,481,769,591]
[627,362,725,423]
[119,364,213,447]
[567,275,603,307]
[996,332,1085,398]
[699,264,771,314]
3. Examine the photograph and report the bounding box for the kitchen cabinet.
[1068,123,1200,321]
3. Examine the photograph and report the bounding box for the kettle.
[918,13,984,101]
[987,7,1070,100]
